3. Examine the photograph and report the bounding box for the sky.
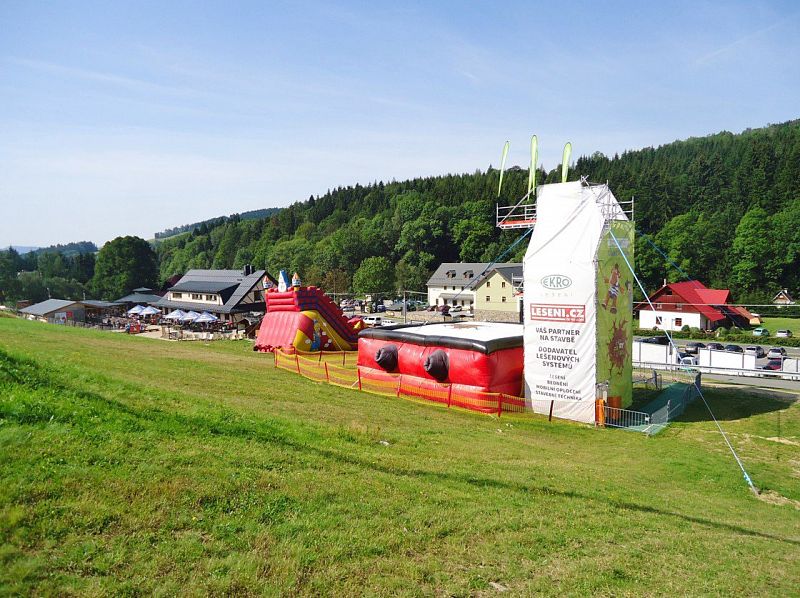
[1,1,798,247]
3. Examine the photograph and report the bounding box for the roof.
[642,281,729,322]
[478,265,523,286]
[116,292,164,304]
[772,289,794,303]
[20,299,83,316]
[154,298,263,314]
[427,262,520,287]
[132,287,154,292]
[81,300,123,309]
[156,268,275,313]
[168,280,238,295]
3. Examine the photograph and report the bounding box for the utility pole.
[403,289,407,324]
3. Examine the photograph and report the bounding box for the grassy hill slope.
[0,318,798,595]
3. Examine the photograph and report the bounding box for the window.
[464,270,473,278]
[486,281,491,288]
[656,316,663,325]
[191,293,202,300]
[486,296,491,302]
[674,318,682,327]
[173,292,182,299]
[501,281,506,288]
[461,286,464,291]
[205,294,215,301]
[502,296,507,302]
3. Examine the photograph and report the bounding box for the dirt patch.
[765,436,800,446]
[756,489,800,509]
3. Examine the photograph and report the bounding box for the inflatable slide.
[254,286,361,352]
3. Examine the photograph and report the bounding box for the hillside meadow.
[0,317,798,595]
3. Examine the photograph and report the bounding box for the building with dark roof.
[19,299,86,323]
[156,266,276,322]
[115,287,164,306]
[427,262,519,310]
[426,262,520,311]
[474,265,524,319]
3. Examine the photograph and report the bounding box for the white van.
[362,315,382,327]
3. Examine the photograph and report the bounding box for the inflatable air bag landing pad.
[424,349,449,381]
[375,344,399,371]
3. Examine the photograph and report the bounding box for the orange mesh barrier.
[271,350,527,417]
[326,361,360,389]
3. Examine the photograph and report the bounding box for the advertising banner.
[596,221,634,407]
[524,182,605,423]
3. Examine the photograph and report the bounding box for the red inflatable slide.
[254,287,360,352]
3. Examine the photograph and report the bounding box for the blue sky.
[1,1,798,246]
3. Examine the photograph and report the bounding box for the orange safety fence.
[272,349,527,417]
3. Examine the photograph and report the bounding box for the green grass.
[0,317,798,595]
[760,316,800,336]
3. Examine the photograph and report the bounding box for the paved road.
[703,374,800,393]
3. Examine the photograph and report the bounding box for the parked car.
[724,344,744,353]
[450,305,463,313]
[677,352,698,366]
[376,304,386,313]
[684,341,706,354]
[362,315,383,326]
[776,329,793,338]
[706,342,725,351]
[436,305,450,314]
[752,327,770,337]
[642,335,670,345]
[744,346,765,358]
[767,347,787,359]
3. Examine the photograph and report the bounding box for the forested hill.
[153,119,799,301]
[153,208,282,239]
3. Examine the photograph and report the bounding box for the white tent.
[140,306,161,316]
[163,309,186,320]
[194,312,219,324]
[127,305,145,315]
[181,311,201,322]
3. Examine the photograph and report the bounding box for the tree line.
[2,119,798,304]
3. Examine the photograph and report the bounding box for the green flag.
[497,140,510,197]
[561,141,572,183]
[528,134,538,197]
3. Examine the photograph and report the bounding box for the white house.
[426,262,520,310]
[156,266,276,323]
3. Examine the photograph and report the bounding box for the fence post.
[324,361,330,383]
[497,394,502,417]
[357,367,362,391]
[396,375,402,398]
[295,353,301,375]
[342,351,346,367]
[447,384,452,408]
[273,351,278,368]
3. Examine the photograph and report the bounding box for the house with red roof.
[638,280,755,331]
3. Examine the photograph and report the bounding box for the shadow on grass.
[678,387,798,423]
[3,348,799,549]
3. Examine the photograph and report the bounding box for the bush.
[681,325,691,332]
[716,327,729,337]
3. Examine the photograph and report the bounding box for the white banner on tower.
[524,182,605,423]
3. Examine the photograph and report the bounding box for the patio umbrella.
[194,312,219,324]
[163,309,185,320]
[181,311,201,322]
[140,306,161,316]
[127,305,145,315]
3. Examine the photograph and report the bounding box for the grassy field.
[0,317,798,595]
[760,316,800,336]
